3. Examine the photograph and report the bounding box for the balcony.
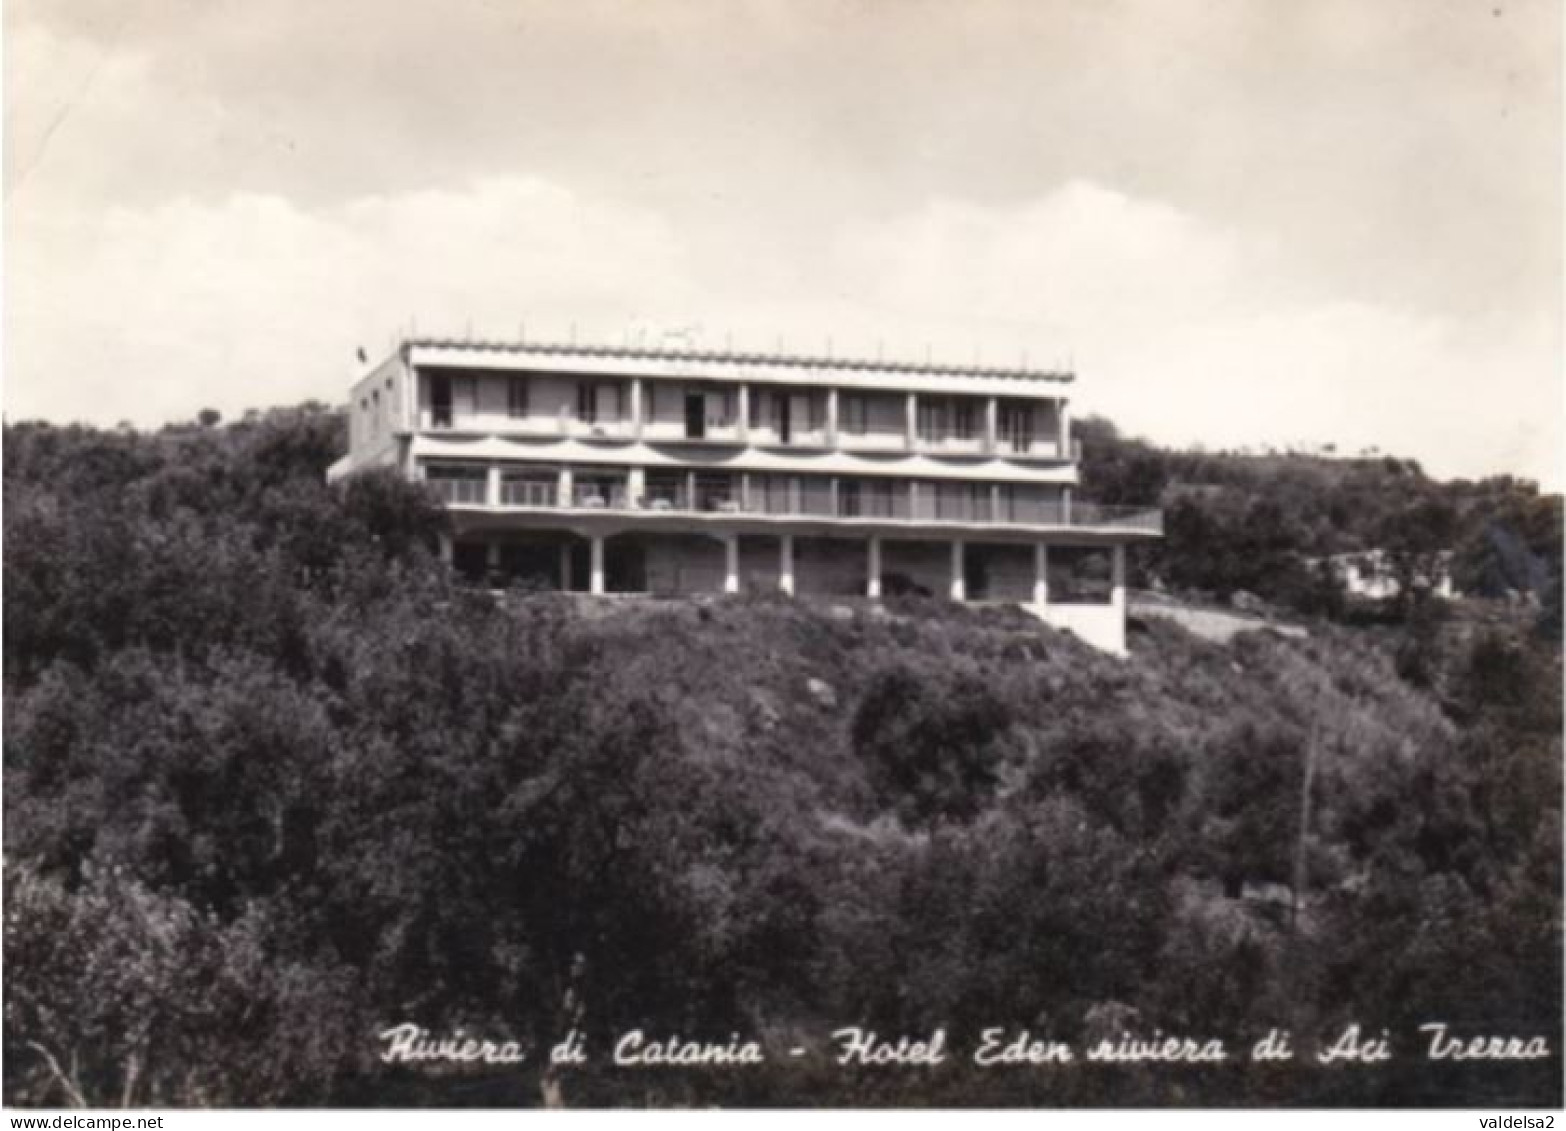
[417,407,1082,464]
[994,436,1078,461]
[500,478,557,507]
[640,420,746,446]
[1067,503,1163,533]
[748,425,831,450]
[915,434,989,457]
[835,427,908,453]
[427,474,488,505]
[563,418,636,441]
[442,471,1161,535]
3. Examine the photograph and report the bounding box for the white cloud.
[816,183,1560,486]
[6,176,1559,488]
[7,177,698,426]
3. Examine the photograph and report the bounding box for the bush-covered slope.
[3,412,1560,1107]
[1076,416,1563,632]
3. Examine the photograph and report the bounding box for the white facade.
[330,337,1162,654]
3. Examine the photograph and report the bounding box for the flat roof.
[401,336,1074,384]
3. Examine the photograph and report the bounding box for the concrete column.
[631,379,645,439]
[826,387,839,447]
[628,466,646,508]
[723,535,740,594]
[779,535,795,595]
[1034,543,1050,606]
[1062,487,1073,526]
[905,392,918,450]
[486,541,501,570]
[737,384,750,443]
[558,467,574,508]
[985,396,999,454]
[867,537,883,598]
[950,540,966,602]
[558,542,573,591]
[1111,543,1126,612]
[487,465,502,507]
[437,532,454,565]
[590,536,606,596]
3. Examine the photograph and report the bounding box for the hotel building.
[328,337,1162,652]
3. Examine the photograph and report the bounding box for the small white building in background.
[328,336,1163,653]
[1319,549,1457,601]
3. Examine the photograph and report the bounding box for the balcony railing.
[565,418,636,440]
[427,476,487,505]
[501,479,557,507]
[915,434,988,456]
[455,476,1161,533]
[1068,503,1163,532]
[421,414,1079,460]
[571,485,631,509]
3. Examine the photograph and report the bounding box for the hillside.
[2,409,1560,1107]
[1076,416,1562,632]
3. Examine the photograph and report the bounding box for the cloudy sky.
[5,0,1561,484]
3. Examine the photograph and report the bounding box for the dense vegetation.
[3,409,1560,1106]
[1078,416,1562,634]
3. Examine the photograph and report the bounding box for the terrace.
[424,464,1162,535]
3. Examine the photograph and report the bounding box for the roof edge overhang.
[398,337,1075,396]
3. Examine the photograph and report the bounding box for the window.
[694,472,738,512]
[918,400,947,442]
[645,470,688,510]
[424,463,486,504]
[508,377,529,419]
[574,469,629,509]
[952,401,976,441]
[703,388,732,428]
[578,383,598,424]
[501,469,556,507]
[798,476,834,515]
[751,473,793,515]
[999,403,1034,453]
[937,481,984,521]
[841,394,869,435]
[863,478,895,517]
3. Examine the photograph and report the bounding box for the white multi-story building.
[329,336,1162,652]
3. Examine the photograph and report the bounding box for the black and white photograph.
[2,0,1561,1114]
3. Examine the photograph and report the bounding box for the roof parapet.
[401,335,1074,383]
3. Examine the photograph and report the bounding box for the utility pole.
[1290,711,1322,935]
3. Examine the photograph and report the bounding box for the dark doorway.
[839,479,861,517]
[452,539,487,581]
[965,549,990,600]
[776,393,792,443]
[431,374,453,427]
[606,538,649,593]
[498,542,564,590]
[685,392,706,439]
